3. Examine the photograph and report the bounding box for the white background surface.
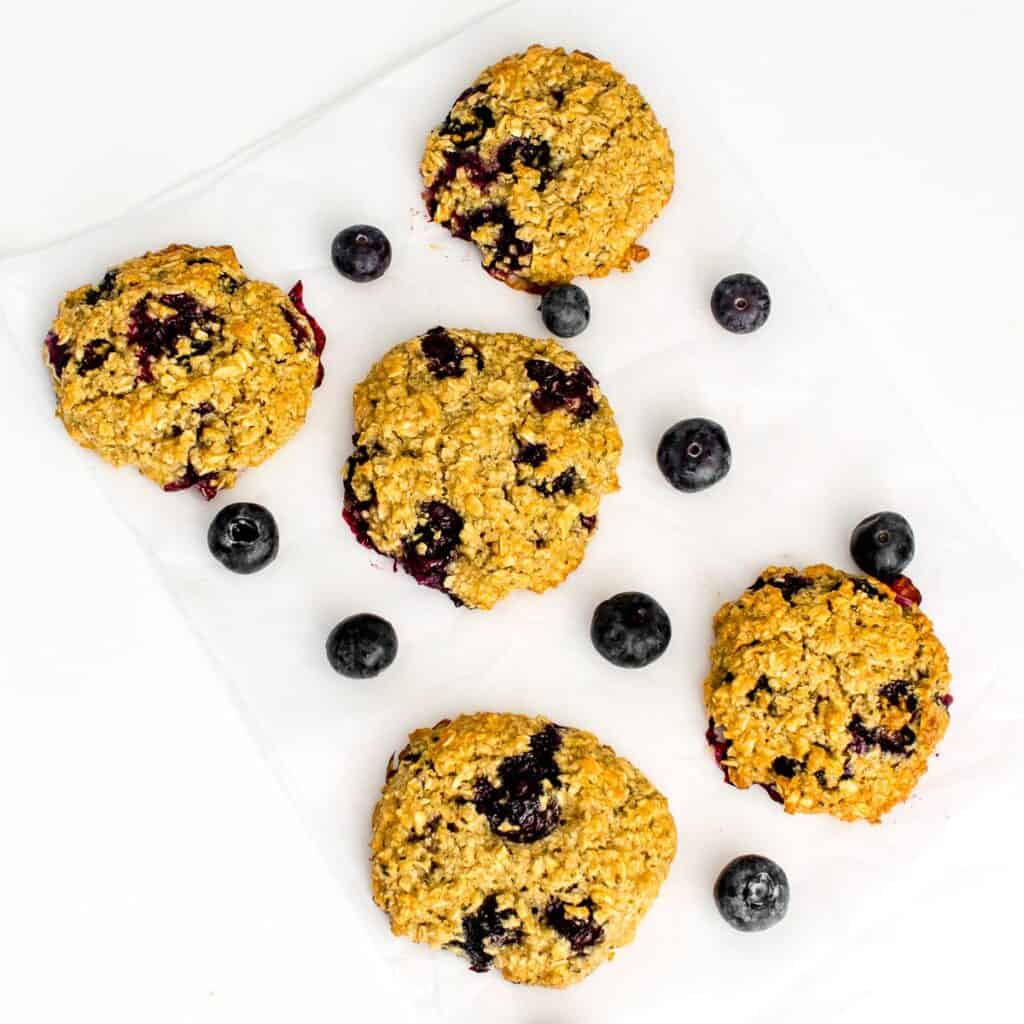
[2,2,1022,1022]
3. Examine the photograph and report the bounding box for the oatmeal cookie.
[421,45,674,291]
[342,327,622,609]
[43,244,326,498]
[371,712,676,987]
[704,565,952,823]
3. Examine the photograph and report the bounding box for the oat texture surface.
[44,244,324,497]
[704,564,952,823]
[421,45,674,290]
[371,712,677,986]
[342,327,622,609]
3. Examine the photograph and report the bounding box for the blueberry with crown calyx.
[207,503,278,574]
[540,284,590,338]
[591,592,671,668]
[711,273,770,333]
[331,225,391,282]
[850,511,914,580]
[714,854,789,932]
[657,418,731,493]
[326,613,398,679]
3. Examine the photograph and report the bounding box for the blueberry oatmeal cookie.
[704,565,952,823]
[44,244,326,498]
[342,327,621,609]
[371,713,676,987]
[421,45,674,291]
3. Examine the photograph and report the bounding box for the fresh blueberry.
[591,592,672,668]
[331,225,392,283]
[325,613,398,679]
[711,273,771,333]
[657,417,731,493]
[850,511,915,580]
[207,503,279,574]
[714,854,790,932]
[540,284,590,338]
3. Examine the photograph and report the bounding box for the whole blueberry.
[540,284,590,338]
[850,511,915,580]
[207,503,279,574]
[711,273,770,333]
[657,418,731,492]
[325,613,398,679]
[331,225,392,283]
[591,592,672,669]
[714,854,789,932]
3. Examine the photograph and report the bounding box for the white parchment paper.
[3,4,1021,1022]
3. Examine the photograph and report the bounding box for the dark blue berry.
[591,592,672,668]
[325,613,398,679]
[711,273,770,333]
[540,284,590,338]
[850,511,915,580]
[657,418,731,493]
[545,898,604,953]
[473,725,563,843]
[714,855,789,932]
[452,894,522,972]
[207,502,279,574]
[524,358,597,420]
[331,225,392,283]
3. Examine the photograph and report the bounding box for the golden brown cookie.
[342,327,622,609]
[421,45,674,291]
[370,713,677,987]
[43,244,325,498]
[704,565,952,823]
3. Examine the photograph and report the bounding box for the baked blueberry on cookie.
[371,712,676,987]
[342,328,622,609]
[704,565,952,823]
[421,45,674,291]
[43,244,326,498]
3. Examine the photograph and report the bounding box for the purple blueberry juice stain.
[342,438,380,551]
[544,898,604,954]
[578,513,597,531]
[514,439,548,467]
[280,305,310,349]
[771,756,801,779]
[450,206,533,276]
[748,574,812,602]
[288,281,327,387]
[879,680,919,713]
[524,359,598,420]
[706,719,734,785]
[452,894,522,972]
[127,292,221,371]
[852,577,884,600]
[496,137,553,188]
[535,466,577,497]
[760,782,785,805]
[162,464,219,500]
[438,102,494,149]
[420,327,483,379]
[847,714,917,757]
[400,501,464,597]
[473,724,563,843]
[82,269,118,306]
[77,339,112,374]
[44,332,71,377]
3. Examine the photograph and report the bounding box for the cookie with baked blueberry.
[370,712,676,987]
[342,327,622,609]
[704,564,951,823]
[421,45,674,291]
[43,244,326,498]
